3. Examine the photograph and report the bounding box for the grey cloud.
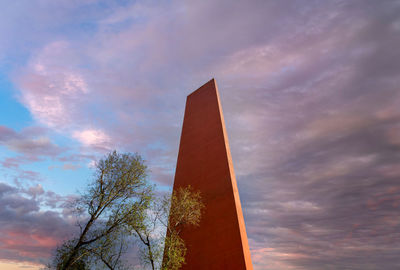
[0,126,17,141]
[0,182,76,264]
[0,125,64,161]
[223,1,400,269]
[26,184,45,198]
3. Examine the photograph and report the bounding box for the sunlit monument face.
[168,79,253,269]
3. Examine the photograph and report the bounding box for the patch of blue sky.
[0,147,17,184]
[49,130,81,151]
[280,65,296,73]
[18,156,91,195]
[45,163,92,195]
[146,140,168,151]
[102,18,136,33]
[52,20,99,42]
[71,0,141,32]
[156,184,172,194]
[0,73,32,131]
[0,144,90,196]
[86,101,119,128]
[112,0,136,7]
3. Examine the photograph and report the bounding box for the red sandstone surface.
[171,79,253,269]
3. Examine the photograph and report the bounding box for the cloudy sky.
[1,0,400,269]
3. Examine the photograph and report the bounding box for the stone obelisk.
[170,79,253,269]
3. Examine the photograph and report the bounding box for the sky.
[0,0,400,269]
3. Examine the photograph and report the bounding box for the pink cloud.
[18,41,89,130]
[72,128,111,149]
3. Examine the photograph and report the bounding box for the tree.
[48,151,204,270]
[51,151,153,270]
[84,228,130,270]
[131,186,204,270]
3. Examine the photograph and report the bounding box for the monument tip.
[188,78,217,97]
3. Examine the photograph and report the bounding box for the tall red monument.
[171,79,253,269]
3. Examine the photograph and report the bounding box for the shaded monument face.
[170,79,253,269]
